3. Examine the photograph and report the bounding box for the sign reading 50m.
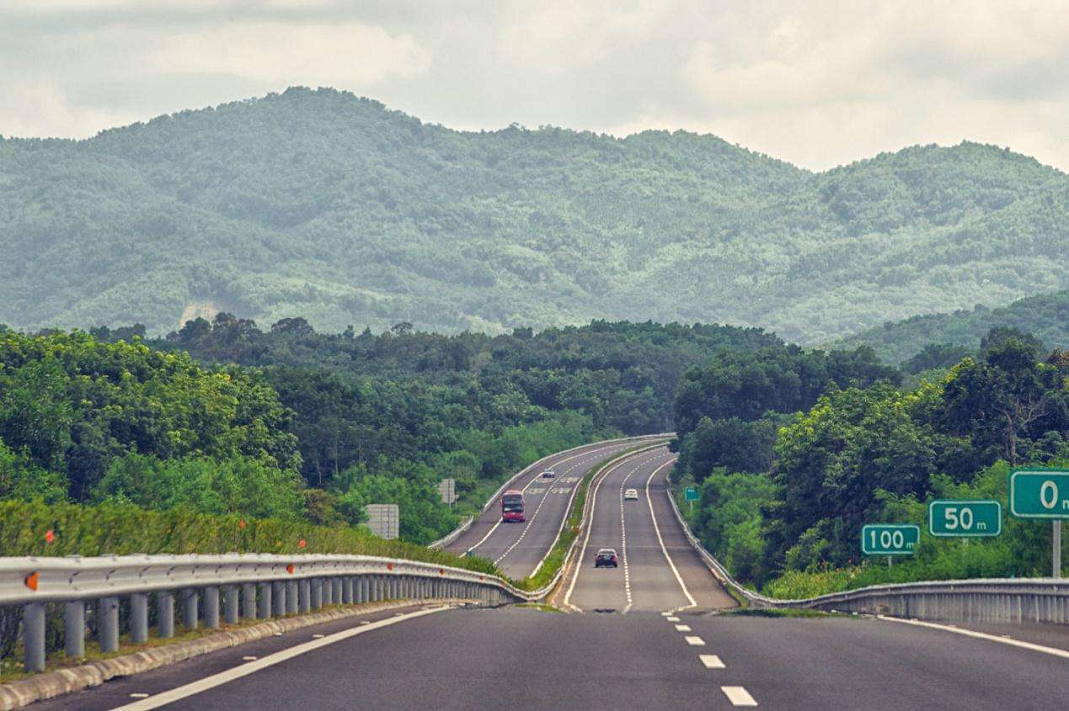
[1009,469,1069,519]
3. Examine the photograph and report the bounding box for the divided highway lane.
[78,607,1069,710]
[444,437,662,579]
[564,447,735,612]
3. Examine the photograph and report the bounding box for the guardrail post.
[64,600,86,658]
[369,576,380,601]
[273,581,286,617]
[333,578,344,604]
[130,593,149,643]
[287,580,298,614]
[158,590,175,637]
[204,586,220,629]
[242,583,257,619]
[224,586,240,624]
[311,578,323,609]
[322,577,333,606]
[23,602,46,672]
[361,576,370,602]
[99,596,120,653]
[258,582,272,619]
[182,589,199,630]
[343,577,354,604]
[299,579,311,613]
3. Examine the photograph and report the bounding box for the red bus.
[501,489,525,522]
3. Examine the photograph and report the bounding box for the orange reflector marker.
[25,572,39,591]
[45,530,55,544]
[286,564,295,574]
[387,563,394,571]
[439,569,445,576]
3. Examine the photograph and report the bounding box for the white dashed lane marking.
[699,654,725,669]
[684,636,705,646]
[666,616,680,622]
[721,686,758,707]
[674,624,691,632]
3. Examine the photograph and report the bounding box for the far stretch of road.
[562,445,736,612]
[444,436,664,579]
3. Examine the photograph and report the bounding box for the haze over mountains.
[2,86,1067,342]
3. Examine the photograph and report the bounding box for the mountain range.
[2,86,1067,342]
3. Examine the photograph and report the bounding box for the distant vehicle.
[542,469,556,479]
[501,490,526,522]
[595,548,618,568]
[624,488,639,501]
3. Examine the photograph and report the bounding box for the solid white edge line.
[562,449,663,611]
[645,458,696,612]
[111,606,450,710]
[699,654,725,669]
[721,685,758,706]
[877,615,1069,659]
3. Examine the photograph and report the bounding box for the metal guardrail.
[1,553,539,673]
[664,479,1069,625]
[427,516,474,550]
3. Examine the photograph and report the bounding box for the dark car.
[595,548,618,568]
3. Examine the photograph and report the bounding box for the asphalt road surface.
[444,436,663,579]
[564,446,736,612]
[46,606,1069,710]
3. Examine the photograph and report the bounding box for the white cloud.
[1,0,1067,172]
[149,21,430,87]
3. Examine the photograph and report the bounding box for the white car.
[624,488,639,501]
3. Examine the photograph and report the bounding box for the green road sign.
[1009,469,1069,519]
[684,487,699,501]
[861,524,919,555]
[928,500,1001,537]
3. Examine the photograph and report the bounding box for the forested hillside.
[2,87,1067,342]
[1,318,799,545]
[836,290,1069,364]
[674,327,1069,594]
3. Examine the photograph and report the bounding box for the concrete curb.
[0,599,463,710]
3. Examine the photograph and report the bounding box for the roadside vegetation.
[675,327,1069,598]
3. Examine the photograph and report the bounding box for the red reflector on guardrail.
[24,572,39,591]
[286,564,295,574]
[387,563,394,571]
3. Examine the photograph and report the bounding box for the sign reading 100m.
[928,500,1001,537]
[860,524,919,556]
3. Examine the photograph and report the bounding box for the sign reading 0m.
[860,524,919,556]
[1009,469,1069,519]
[928,500,1001,537]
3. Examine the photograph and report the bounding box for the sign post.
[684,486,699,514]
[860,524,919,557]
[928,500,1002,538]
[1009,468,1069,578]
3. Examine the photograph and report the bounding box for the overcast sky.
[3,0,1068,171]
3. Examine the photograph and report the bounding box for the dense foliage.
[677,328,1069,593]
[673,344,899,475]
[1,319,787,546]
[3,88,1067,343]
[837,290,1069,364]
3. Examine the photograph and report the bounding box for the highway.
[561,446,736,612]
[443,437,662,579]
[28,442,1069,710]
